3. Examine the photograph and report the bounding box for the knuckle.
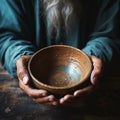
[16,56,24,65]
[17,71,25,81]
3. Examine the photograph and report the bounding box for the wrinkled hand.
[59,55,103,104]
[16,55,59,106]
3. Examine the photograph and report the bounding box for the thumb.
[16,56,31,85]
[17,71,30,85]
[22,74,29,85]
[90,56,103,85]
[90,71,99,85]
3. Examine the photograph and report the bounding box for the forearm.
[0,37,36,77]
[83,0,120,66]
[0,0,36,77]
[82,37,120,66]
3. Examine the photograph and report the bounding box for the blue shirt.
[0,0,120,77]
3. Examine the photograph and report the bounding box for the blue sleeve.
[0,0,36,77]
[82,0,120,65]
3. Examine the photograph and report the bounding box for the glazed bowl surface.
[28,45,92,96]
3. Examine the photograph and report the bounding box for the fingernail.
[73,92,77,96]
[60,98,64,104]
[23,76,29,85]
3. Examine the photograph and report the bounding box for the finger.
[45,101,60,106]
[16,56,31,72]
[47,101,59,106]
[19,79,48,98]
[90,68,101,85]
[16,56,31,85]
[18,73,30,85]
[73,85,94,97]
[90,56,103,85]
[59,94,74,104]
[33,95,57,103]
[17,70,30,85]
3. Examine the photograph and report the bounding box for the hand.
[59,55,103,104]
[16,55,59,106]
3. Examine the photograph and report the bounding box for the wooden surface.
[0,62,120,120]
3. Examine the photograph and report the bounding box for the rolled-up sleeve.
[0,0,36,77]
[82,0,120,65]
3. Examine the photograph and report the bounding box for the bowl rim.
[28,45,92,90]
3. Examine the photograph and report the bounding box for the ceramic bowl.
[28,45,92,96]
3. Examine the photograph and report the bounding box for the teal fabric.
[0,0,120,77]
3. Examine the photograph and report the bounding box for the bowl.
[28,45,92,97]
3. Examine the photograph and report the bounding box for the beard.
[42,0,81,42]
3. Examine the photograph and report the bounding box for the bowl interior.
[29,45,92,88]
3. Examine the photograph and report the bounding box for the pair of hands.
[16,55,103,106]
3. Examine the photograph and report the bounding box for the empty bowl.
[28,45,92,96]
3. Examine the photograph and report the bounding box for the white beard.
[41,0,81,42]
